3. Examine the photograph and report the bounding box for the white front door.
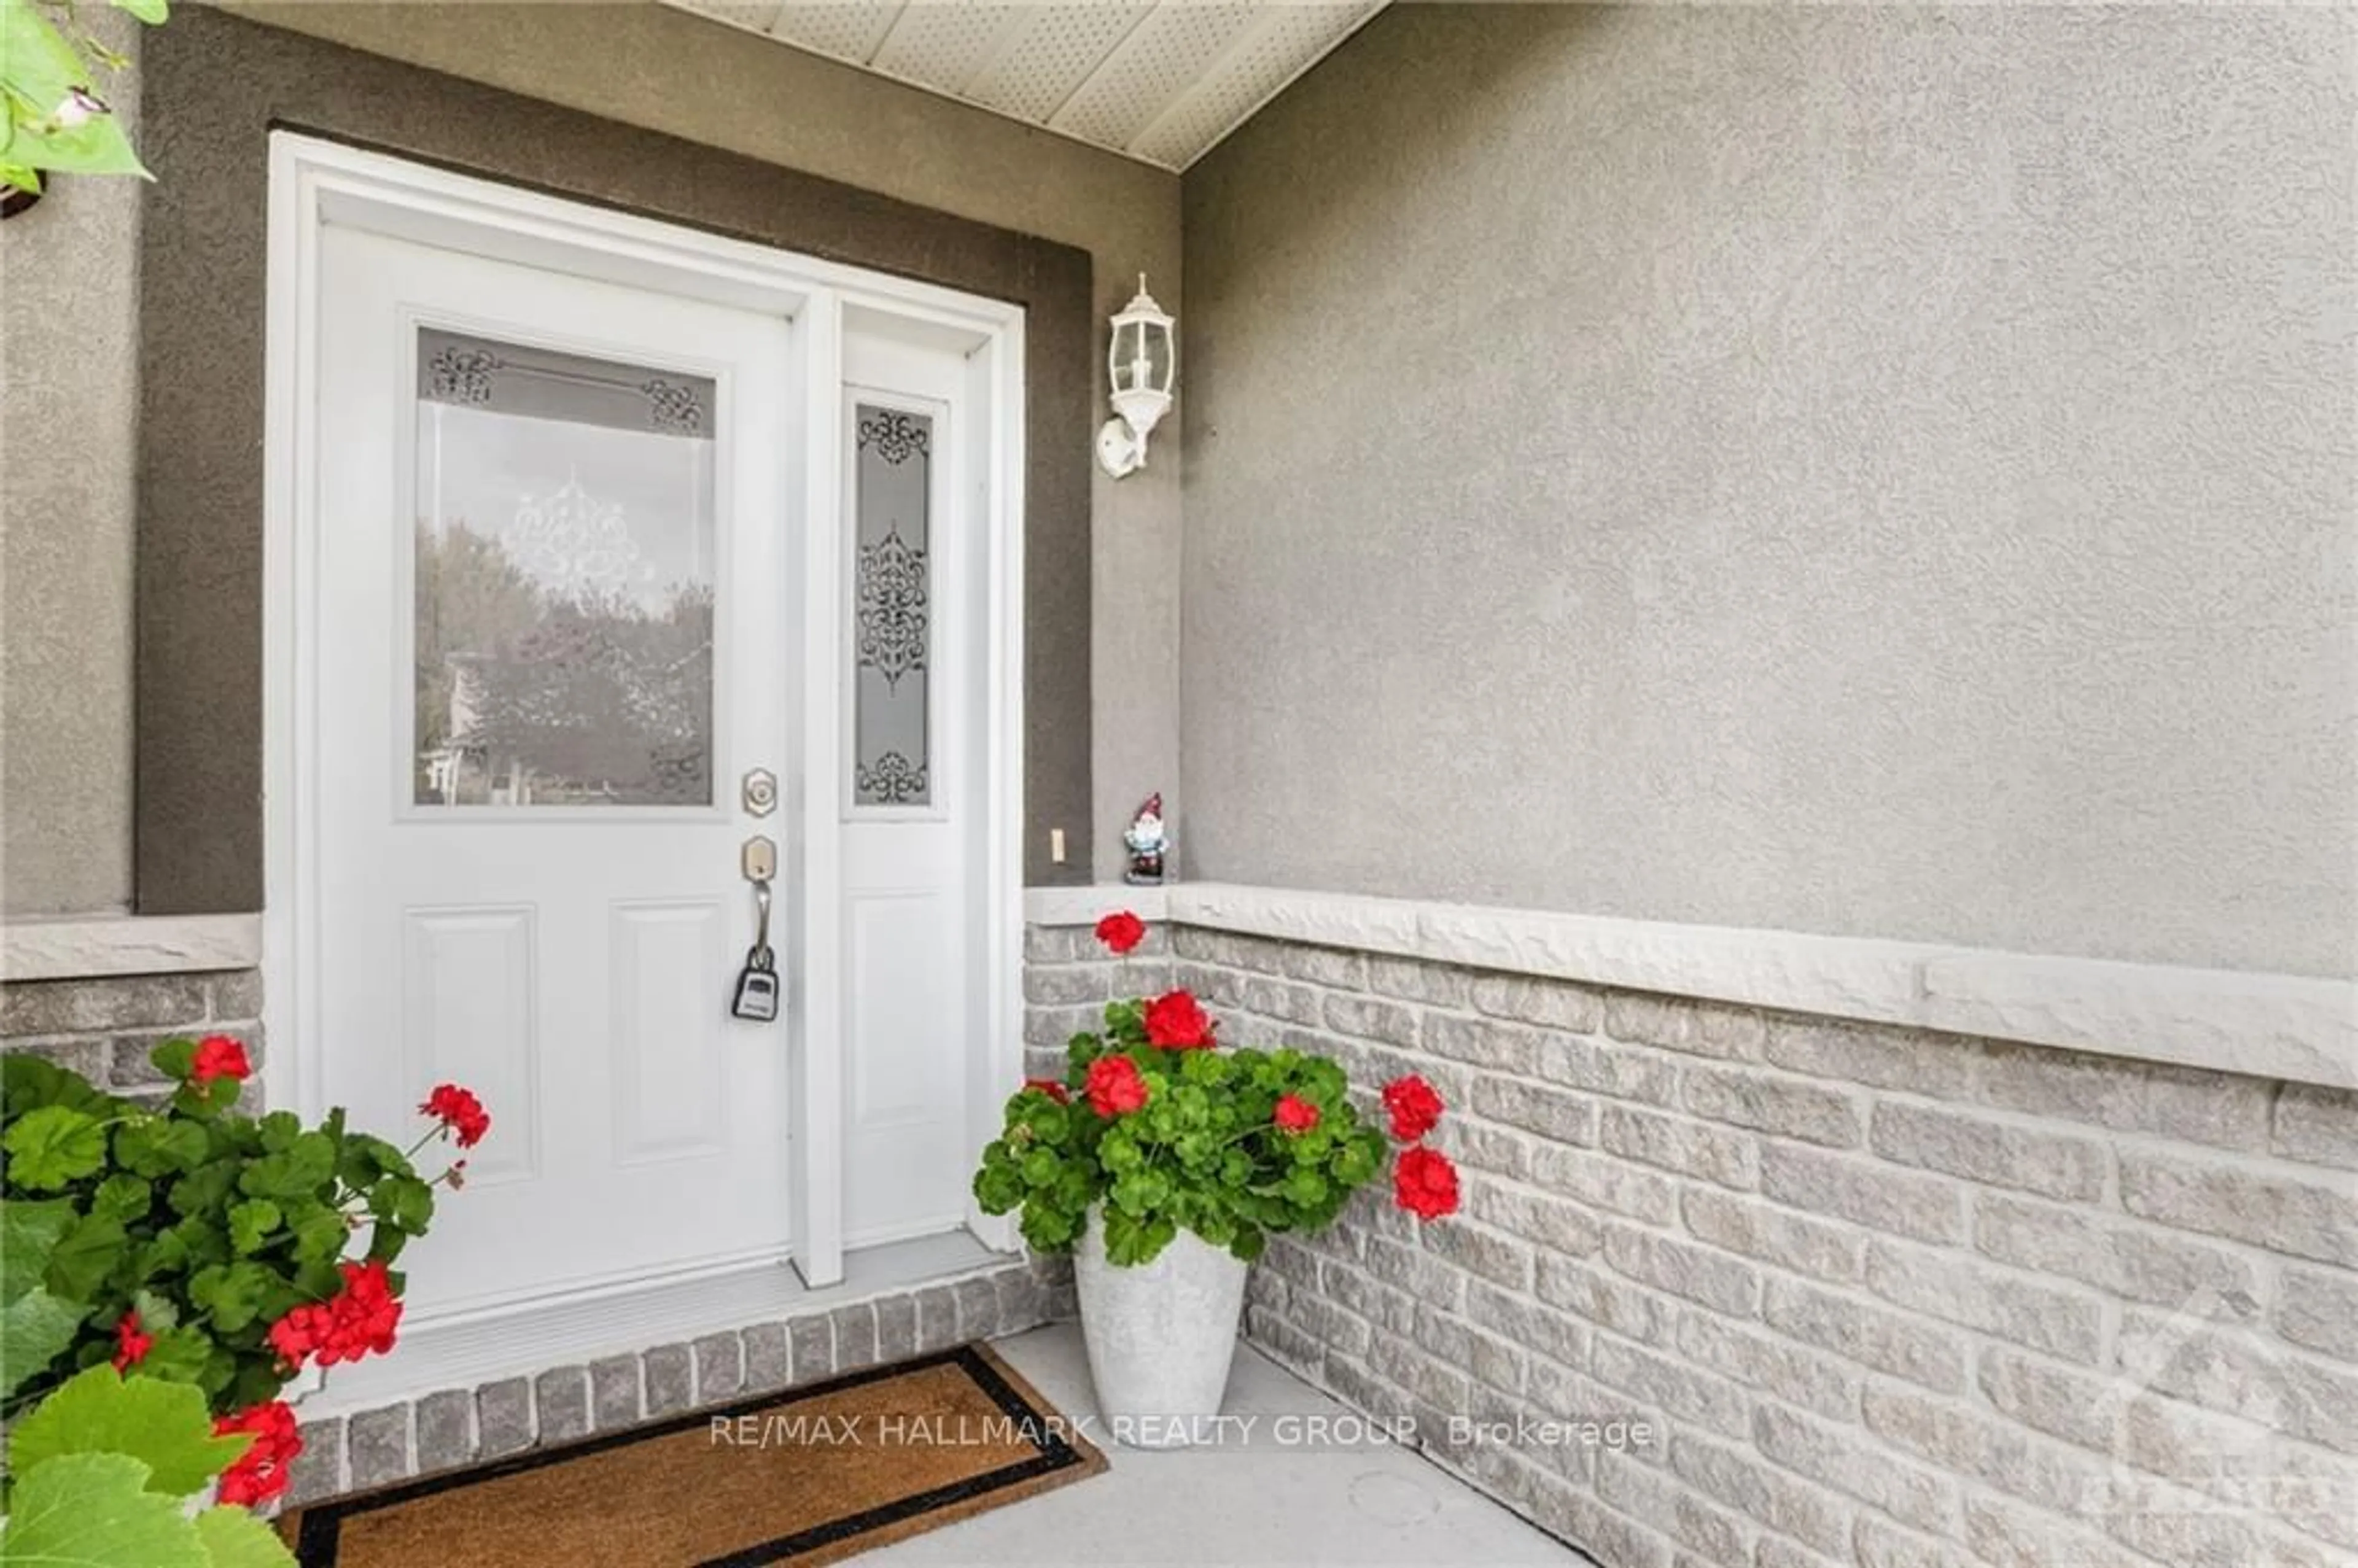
[312,227,797,1317]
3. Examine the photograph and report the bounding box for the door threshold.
[303,1231,1006,1418]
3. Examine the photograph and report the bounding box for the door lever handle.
[741,835,777,882]
[733,837,780,1022]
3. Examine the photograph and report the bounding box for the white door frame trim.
[262,132,1026,1291]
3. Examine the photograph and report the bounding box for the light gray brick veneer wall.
[1,970,266,1104]
[1027,919,2358,1568]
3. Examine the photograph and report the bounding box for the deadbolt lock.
[742,768,778,817]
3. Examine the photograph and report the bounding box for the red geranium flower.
[1084,1054,1150,1118]
[190,1034,252,1085]
[1023,1077,1070,1105]
[1393,1146,1460,1221]
[419,1082,492,1148]
[1143,990,1215,1050]
[214,1400,302,1507]
[267,1259,404,1372]
[1273,1094,1320,1134]
[111,1310,152,1372]
[1382,1074,1445,1142]
[1094,910,1147,955]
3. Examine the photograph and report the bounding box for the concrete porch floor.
[866,1324,1595,1567]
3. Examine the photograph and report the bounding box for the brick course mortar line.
[1027,920,2358,1568]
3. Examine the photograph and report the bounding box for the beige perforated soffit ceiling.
[663,1,1389,172]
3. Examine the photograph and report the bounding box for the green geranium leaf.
[1178,1050,1227,1085]
[91,1173,154,1224]
[973,1163,1022,1214]
[193,1502,298,1568]
[171,1074,245,1120]
[115,1117,209,1178]
[4,1054,112,1119]
[1,1286,86,1397]
[45,1213,126,1302]
[149,1038,198,1082]
[290,1205,349,1265]
[335,1131,408,1190]
[292,1256,343,1299]
[1053,1166,1097,1210]
[130,1289,180,1332]
[227,1199,282,1256]
[0,1451,209,1568]
[1332,1133,1381,1186]
[1015,1100,1068,1141]
[238,1132,334,1200]
[367,1173,435,1233]
[134,1324,215,1388]
[169,1161,239,1219]
[2,1197,74,1303]
[206,1115,263,1163]
[1018,1202,1076,1252]
[255,1112,301,1154]
[9,1364,252,1496]
[1111,1210,1175,1266]
[111,0,171,23]
[170,1218,230,1270]
[186,1262,277,1333]
[4,1104,109,1190]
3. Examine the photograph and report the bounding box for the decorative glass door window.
[851,404,934,809]
[412,328,717,807]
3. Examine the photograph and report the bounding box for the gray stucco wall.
[1180,4,2357,977]
[0,15,141,915]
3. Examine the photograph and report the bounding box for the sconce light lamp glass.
[1097,274,1174,478]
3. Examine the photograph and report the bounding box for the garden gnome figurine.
[1124,794,1170,885]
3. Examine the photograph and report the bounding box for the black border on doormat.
[285,1343,1103,1567]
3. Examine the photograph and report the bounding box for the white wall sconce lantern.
[1097,274,1175,478]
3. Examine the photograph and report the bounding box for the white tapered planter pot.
[1072,1206,1248,1448]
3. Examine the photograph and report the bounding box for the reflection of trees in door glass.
[414,519,714,806]
[411,329,718,807]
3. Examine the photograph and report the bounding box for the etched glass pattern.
[852,405,933,808]
[413,328,717,807]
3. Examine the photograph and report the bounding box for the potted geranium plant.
[973,911,1458,1445]
[0,1035,484,1522]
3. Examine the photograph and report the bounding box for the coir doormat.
[281,1343,1106,1567]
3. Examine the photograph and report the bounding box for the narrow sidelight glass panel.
[413,328,717,807]
[852,405,933,809]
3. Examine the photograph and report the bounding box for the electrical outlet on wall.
[1050,828,1067,864]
